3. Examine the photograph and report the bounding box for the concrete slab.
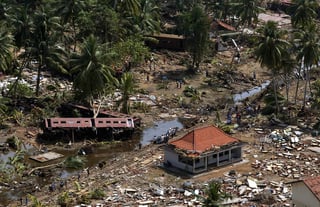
[29,151,64,163]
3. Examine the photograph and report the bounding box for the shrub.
[90,188,105,199]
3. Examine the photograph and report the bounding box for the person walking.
[86,168,90,177]
[236,112,241,125]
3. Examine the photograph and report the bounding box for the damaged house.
[291,176,320,207]
[164,125,244,174]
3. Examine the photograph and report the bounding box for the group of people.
[176,80,183,88]
[226,103,261,126]
[49,180,67,192]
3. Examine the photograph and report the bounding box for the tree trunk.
[72,17,77,52]
[35,55,42,96]
[285,74,290,102]
[302,66,310,109]
[272,74,279,115]
[294,67,302,104]
[308,67,312,97]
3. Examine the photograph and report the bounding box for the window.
[178,155,193,165]
[213,154,217,159]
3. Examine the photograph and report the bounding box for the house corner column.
[205,156,208,171]
[193,159,195,173]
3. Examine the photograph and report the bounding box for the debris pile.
[0,69,72,96]
[251,126,320,180]
[215,172,292,206]
[60,135,298,207]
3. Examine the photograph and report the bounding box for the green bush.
[57,192,71,207]
[183,85,198,97]
[90,188,105,199]
[64,156,86,169]
[6,82,33,97]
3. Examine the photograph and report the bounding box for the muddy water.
[140,118,184,146]
[0,118,183,205]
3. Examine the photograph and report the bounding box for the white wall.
[164,146,243,174]
[164,147,193,173]
[292,182,320,207]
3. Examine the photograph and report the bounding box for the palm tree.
[280,52,296,102]
[180,4,210,70]
[289,0,319,28]
[0,24,14,73]
[255,21,290,115]
[70,35,116,114]
[294,23,320,109]
[10,5,32,52]
[205,0,235,22]
[54,0,86,51]
[134,0,160,35]
[115,0,141,17]
[116,72,137,114]
[30,6,64,96]
[175,0,198,12]
[203,181,230,207]
[80,2,126,43]
[235,0,264,28]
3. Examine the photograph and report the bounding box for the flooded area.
[140,118,184,146]
[0,118,184,205]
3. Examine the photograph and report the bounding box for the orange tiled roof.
[169,125,239,154]
[303,176,320,201]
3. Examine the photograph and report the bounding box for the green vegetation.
[28,194,46,207]
[255,21,290,115]
[0,0,317,124]
[57,191,71,207]
[64,156,86,169]
[178,4,210,70]
[202,181,231,207]
[89,188,105,199]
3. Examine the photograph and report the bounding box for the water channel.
[233,80,270,103]
[0,118,184,205]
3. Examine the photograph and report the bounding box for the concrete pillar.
[205,156,208,171]
[192,159,195,173]
[217,152,220,167]
[229,149,232,162]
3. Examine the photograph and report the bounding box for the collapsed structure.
[164,125,244,174]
